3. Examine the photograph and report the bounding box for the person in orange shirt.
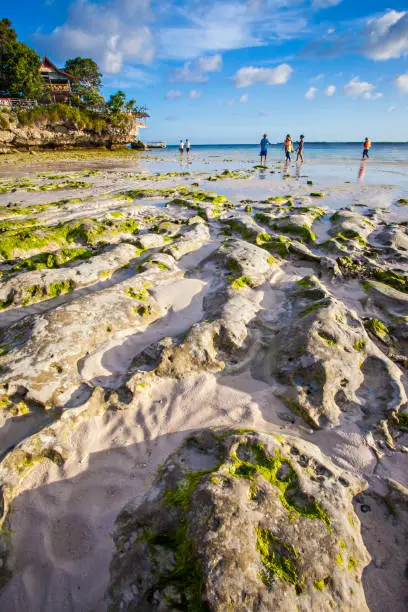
[362,137,371,160]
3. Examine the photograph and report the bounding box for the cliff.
[0,105,145,154]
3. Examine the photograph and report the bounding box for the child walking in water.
[362,138,371,160]
[296,135,305,162]
[284,135,293,161]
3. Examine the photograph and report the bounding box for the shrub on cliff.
[15,103,132,133]
[0,19,43,99]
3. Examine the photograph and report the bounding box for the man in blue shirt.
[260,133,272,165]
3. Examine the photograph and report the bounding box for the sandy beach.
[0,147,407,611]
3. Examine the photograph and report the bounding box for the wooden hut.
[40,56,75,104]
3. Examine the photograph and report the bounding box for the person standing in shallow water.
[296,134,305,162]
[284,134,293,161]
[185,139,191,154]
[362,137,371,160]
[179,139,184,154]
[259,133,272,165]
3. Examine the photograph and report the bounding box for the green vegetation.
[309,192,326,198]
[314,577,330,591]
[231,276,254,290]
[364,318,390,341]
[317,332,337,346]
[353,340,366,352]
[0,19,43,99]
[11,247,93,272]
[397,412,408,431]
[374,269,407,293]
[300,298,330,317]
[124,284,150,301]
[229,442,331,527]
[397,198,408,205]
[256,527,303,593]
[22,279,74,306]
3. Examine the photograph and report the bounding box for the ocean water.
[142,143,408,191]
[161,142,408,163]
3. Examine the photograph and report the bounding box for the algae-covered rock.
[107,429,370,611]
[219,238,273,287]
[164,222,210,260]
[329,210,374,246]
[268,276,406,428]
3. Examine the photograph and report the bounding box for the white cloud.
[312,0,343,8]
[239,93,249,103]
[170,54,222,83]
[363,92,383,100]
[395,72,408,94]
[158,1,307,60]
[305,86,318,100]
[327,28,335,35]
[189,90,202,99]
[234,64,293,88]
[388,106,396,112]
[311,73,325,82]
[165,90,182,99]
[35,0,155,73]
[323,85,336,96]
[363,10,408,60]
[343,77,374,97]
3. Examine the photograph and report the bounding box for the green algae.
[231,276,254,290]
[256,527,303,593]
[11,247,93,273]
[353,340,366,352]
[336,552,344,566]
[267,255,275,265]
[300,298,330,317]
[22,279,75,306]
[124,285,150,301]
[364,318,389,341]
[296,277,314,289]
[317,332,337,346]
[229,443,330,528]
[314,577,330,591]
[374,269,407,294]
[309,192,326,198]
[397,198,408,204]
[397,412,408,431]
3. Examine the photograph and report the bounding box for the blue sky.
[5,0,408,142]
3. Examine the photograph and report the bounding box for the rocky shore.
[0,156,406,610]
[0,109,143,154]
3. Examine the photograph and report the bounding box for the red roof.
[40,56,76,80]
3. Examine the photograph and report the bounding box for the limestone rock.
[107,429,370,611]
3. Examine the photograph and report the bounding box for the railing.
[0,98,38,109]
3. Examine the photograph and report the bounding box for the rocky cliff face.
[0,110,142,153]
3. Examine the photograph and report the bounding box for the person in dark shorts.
[259,133,271,165]
[284,135,293,161]
[179,139,184,153]
[362,138,371,160]
[296,134,305,162]
[185,139,191,153]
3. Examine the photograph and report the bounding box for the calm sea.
[161,143,408,163]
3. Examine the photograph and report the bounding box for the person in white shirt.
[185,139,191,153]
[179,140,184,153]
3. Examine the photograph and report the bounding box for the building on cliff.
[40,56,75,104]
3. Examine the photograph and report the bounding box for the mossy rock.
[107,429,370,611]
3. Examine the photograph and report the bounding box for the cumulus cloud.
[323,85,336,96]
[305,87,318,100]
[363,10,408,60]
[170,54,222,83]
[165,90,182,99]
[395,72,408,93]
[189,90,202,99]
[343,77,374,97]
[239,93,249,103]
[363,92,383,100]
[234,64,293,88]
[35,0,155,73]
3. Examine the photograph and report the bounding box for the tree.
[63,57,102,91]
[106,91,143,115]
[0,19,43,98]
